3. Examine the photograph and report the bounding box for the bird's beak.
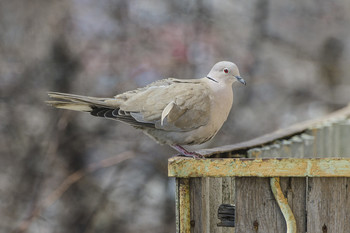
[235,76,246,85]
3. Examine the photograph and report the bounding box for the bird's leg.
[171,145,205,159]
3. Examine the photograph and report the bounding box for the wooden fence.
[168,104,350,233]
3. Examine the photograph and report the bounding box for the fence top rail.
[196,104,350,158]
[168,157,350,178]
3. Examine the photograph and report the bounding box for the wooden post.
[178,178,191,233]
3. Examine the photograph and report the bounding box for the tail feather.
[46,92,116,112]
[47,91,156,129]
[46,100,93,111]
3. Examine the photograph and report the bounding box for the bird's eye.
[223,68,229,73]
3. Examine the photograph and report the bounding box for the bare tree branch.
[13,151,135,233]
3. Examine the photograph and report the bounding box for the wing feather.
[115,78,211,131]
[48,78,211,132]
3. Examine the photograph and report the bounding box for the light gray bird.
[46,61,246,158]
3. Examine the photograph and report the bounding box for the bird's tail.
[46,92,117,112]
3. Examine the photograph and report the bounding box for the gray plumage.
[46,61,246,157]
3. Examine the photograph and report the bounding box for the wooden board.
[221,177,235,233]
[169,157,350,178]
[190,178,235,233]
[307,177,350,233]
[279,177,306,233]
[189,177,211,233]
[185,177,350,233]
[209,178,223,233]
[235,177,306,233]
[235,177,285,233]
[178,178,191,233]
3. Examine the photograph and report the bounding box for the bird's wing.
[109,78,211,132]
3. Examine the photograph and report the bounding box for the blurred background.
[1,0,350,232]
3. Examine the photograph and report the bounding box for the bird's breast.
[142,83,234,146]
[209,84,234,127]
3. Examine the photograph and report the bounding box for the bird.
[46,61,246,158]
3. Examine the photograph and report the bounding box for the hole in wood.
[217,204,235,227]
[190,220,195,227]
[253,220,259,232]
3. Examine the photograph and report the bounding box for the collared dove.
[47,61,246,158]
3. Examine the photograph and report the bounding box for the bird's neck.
[205,77,233,92]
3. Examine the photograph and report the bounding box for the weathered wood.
[203,177,211,233]
[190,178,204,233]
[190,177,235,233]
[209,178,223,233]
[307,177,350,233]
[221,177,235,232]
[169,158,350,178]
[221,177,232,204]
[176,178,179,233]
[270,178,297,233]
[188,177,350,233]
[200,177,210,233]
[178,178,191,233]
[235,177,306,233]
[198,105,350,157]
[235,177,285,233]
[279,178,306,233]
[171,106,350,233]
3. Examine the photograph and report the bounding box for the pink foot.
[171,145,205,159]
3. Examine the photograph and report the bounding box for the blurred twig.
[13,151,135,233]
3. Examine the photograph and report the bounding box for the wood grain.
[307,177,350,233]
[178,178,191,233]
[221,177,235,233]
[279,177,306,233]
[190,178,235,233]
[235,177,306,233]
[235,177,285,233]
[190,178,204,233]
[209,178,222,233]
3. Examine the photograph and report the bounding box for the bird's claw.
[172,152,205,159]
[171,145,205,159]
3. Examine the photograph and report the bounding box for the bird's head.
[206,61,246,85]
